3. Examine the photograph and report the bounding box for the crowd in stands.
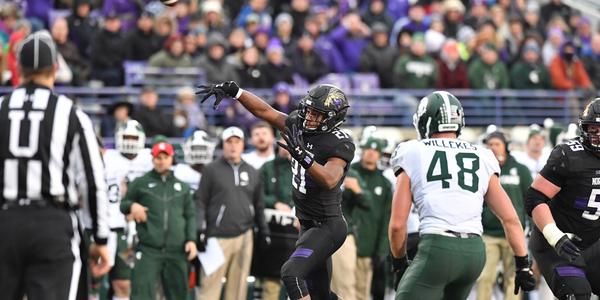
[0,0,599,91]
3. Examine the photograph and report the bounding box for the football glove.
[277,115,314,169]
[392,256,410,291]
[514,255,536,294]
[196,81,241,109]
[555,234,583,263]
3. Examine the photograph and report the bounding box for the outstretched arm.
[198,81,288,131]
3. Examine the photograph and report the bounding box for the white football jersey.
[103,149,153,229]
[173,163,202,190]
[391,138,500,235]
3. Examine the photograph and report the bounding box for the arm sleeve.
[539,145,570,186]
[253,175,270,235]
[520,164,534,199]
[184,187,197,242]
[195,166,212,231]
[73,109,109,245]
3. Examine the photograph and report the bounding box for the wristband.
[234,88,244,99]
[392,256,409,269]
[514,255,530,269]
[542,223,564,247]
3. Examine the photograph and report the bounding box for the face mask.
[562,52,575,61]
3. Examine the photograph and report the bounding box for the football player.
[527,98,600,299]
[198,81,355,299]
[174,130,216,190]
[389,91,535,299]
[104,120,153,299]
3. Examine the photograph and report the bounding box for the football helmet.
[298,84,349,133]
[184,130,216,165]
[413,91,465,139]
[115,120,146,155]
[579,98,600,152]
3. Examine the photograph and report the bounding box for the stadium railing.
[0,87,593,127]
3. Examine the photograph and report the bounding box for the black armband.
[525,187,551,217]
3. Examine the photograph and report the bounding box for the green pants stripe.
[396,234,485,300]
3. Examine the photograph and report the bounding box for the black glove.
[277,121,314,169]
[514,255,536,294]
[197,231,207,252]
[554,234,583,262]
[196,81,241,109]
[392,256,410,291]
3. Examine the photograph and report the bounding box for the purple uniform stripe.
[555,266,586,278]
[291,248,314,258]
[574,197,588,210]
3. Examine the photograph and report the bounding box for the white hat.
[222,126,244,141]
[202,0,222,14]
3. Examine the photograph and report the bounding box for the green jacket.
[349,163,393,257]
[510,61,551,89]
[121,170,196,252]
[392,54,438,89]
[342,169,371,236]
[467,57,510,89]
[482,156,532,237]
[260,156,293,208]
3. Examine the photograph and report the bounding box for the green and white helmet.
[413,91,465,139]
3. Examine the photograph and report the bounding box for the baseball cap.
[222,126,244,141]
[152,142,175,157]
[360,137,385,153]
[17,30,57,71]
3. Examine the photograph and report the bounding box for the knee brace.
[552,266,591,300]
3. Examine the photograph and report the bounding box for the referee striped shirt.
[0,83,109,244]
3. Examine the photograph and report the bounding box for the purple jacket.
[328,25,369,72]
[314,34,347,73]
[102,0,139,32]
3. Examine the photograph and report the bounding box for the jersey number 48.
[426,150,480,193]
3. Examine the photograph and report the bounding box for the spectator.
[390,3,428,45]
[51,17,91,86]
[201,0,230,36]
[442,0,465,39]
[275,13,296,55]
[253,27,271,54]
[359,23,397,88]
[288,0,310,38]
[392,33,438,88]
[120,141,197,300]
[583,34,600,89]
[260,40,294,87]
[155,14,178,46]
[236,46,268,88]
[329,12,371,72]
[173,86,208,136]
[505,15,525,66]
[242,121,276,170]
[512,128,552,179]
[542,27,564,66]
[425,16,446,56]
[437,39,469,89]
[195,33,240,84]
[244,13,262,36]
[290,32,329,84]
[102,0,140,33]
[510,41,551,89]
[490,5,509,41]
[576,17,593,56]
[0,3,20,44]
[90,11,127,86]
[174,1,192,34]
[236,0,272,29]
[184,32,202,58]
[126,11,162,61]
[148,35,192,68]
[523,2,544,39]
[463,0,488,30]
[133,86,176,137]
[196,126,270,300]
[468,43,510,89]
[257,136,296,300]
[361,0,393,30]
[304,15,346,73]
[67,0,99,58]
[271,82,295,114]
[224,100,258,133]
[192,26,209,56]
[477,132,532,300]
[227,27,249,56]
[549,40,593,90]
[540,0,571,27]
[395,28,414,57]
[101,100,133,138]
[7,20,31,87]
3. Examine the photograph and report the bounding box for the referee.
[0,31,111,300]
